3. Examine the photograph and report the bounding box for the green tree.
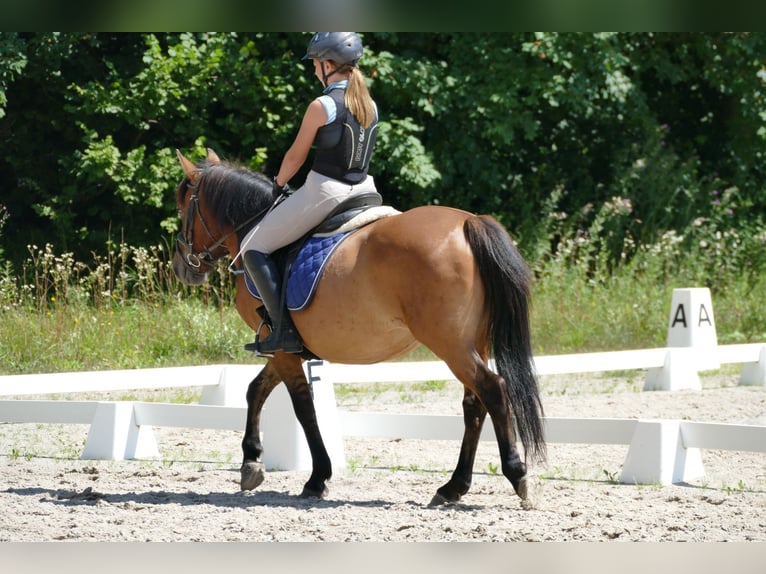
[0,33,764,278]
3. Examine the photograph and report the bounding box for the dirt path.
[1,371,764,542]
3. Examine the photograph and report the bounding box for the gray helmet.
[302,32,363,66]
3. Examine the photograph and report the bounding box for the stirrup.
[244,319,272,354]
[244,319,302,356]
[255,331,303,355]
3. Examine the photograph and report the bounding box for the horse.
[172,148,546,505]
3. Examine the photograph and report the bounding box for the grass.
[335,380,449,404]
[0,298,257,375]
[3,274,762,377]
[0,235,764,377]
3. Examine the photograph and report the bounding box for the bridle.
[176,177,270,274]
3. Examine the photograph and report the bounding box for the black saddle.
[313,191,383,235]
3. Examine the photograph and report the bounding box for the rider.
[239,32,380,356]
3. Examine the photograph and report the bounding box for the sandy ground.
[1,369,765,543]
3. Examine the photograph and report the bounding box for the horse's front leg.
[274,355,332,499]
[431,387,487,505]
[240,360,282,491]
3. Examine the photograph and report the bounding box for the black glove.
[272,177,291,197]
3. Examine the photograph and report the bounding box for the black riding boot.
[242,250,303,355]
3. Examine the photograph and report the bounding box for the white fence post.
[81,402,159,460]
[643,287,720,391]
[739,345,766,387]
[200,365,258,407]
[644,348,701,391]
[665,287,720,371]
[620,419,705,485]
[260,360,346,472]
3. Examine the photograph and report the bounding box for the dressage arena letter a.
[671,304,687,328]
[665,288,720,370]
[670,303,713,329]
[698,304,713,327]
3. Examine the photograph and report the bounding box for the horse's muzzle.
[171,251,209,285]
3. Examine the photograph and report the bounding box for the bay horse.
[172,148,545,505]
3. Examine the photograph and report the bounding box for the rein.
[177,179,272,273]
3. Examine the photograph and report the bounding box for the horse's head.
[172,148,230,285]
[172,148,277,286]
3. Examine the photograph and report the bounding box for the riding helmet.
[302,32,363,66]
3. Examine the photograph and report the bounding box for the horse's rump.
[295,206,484,364]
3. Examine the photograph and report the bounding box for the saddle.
[274,189,383,279]
[313,191,384,235]
[245,191,386,358]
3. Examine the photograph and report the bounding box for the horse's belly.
[298,305,419,363]
[295,238,419,361]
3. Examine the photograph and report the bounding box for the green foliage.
[0,204,7,262]
[1,32,765,289]
[0,32,312,262]
[0,33,28,119]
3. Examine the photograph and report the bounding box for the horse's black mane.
[180,158,276,230]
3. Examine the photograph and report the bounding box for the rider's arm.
[275,99,327,187]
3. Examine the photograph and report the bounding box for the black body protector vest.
[311,87,378,185]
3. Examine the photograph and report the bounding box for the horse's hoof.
[300,484,329,499]
[428,492,459,507]
[512,476,528,500]
[240,461,266,491]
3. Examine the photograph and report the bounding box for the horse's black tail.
[463,215,546,464]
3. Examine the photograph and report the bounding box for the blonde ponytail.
[344,67,376,129]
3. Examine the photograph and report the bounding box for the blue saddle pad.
[244,232,350,311]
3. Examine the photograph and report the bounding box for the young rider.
[239,32,380,355]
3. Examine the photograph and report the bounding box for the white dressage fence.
[1,286,763,484]
[1,341,765,485]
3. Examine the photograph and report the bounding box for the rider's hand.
[273,177,291,197]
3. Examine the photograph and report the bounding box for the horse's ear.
[176,149,198,179]
[206,148,221,164]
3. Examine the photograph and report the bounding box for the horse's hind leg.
[431,387,487,505]
[240,360,282,490]
[475,363,528,499]
[432,360,528,504]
